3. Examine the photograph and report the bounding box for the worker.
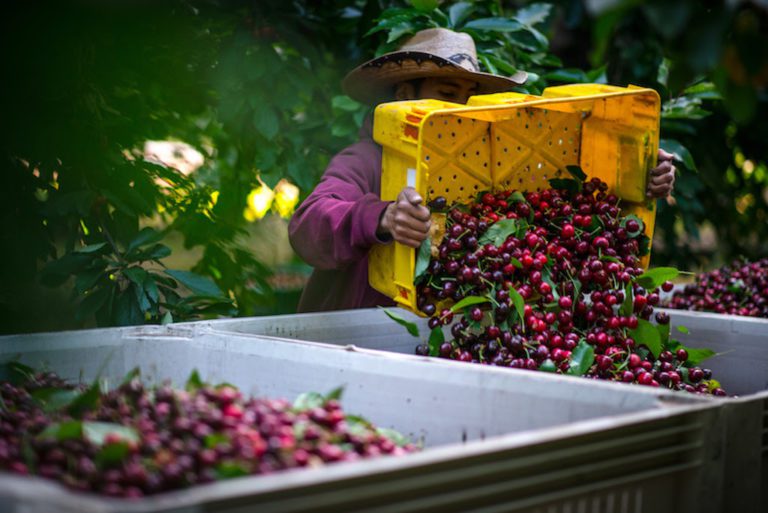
[289,28,675,313]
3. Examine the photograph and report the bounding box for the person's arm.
[647,148,676,198]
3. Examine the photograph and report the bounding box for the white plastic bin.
[0,325,723,513]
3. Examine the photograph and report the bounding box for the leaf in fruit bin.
[636,267,680,290]
[67,380,102,417]
[83,422,139,446]
[381,308,420,337]
[685,347,716,366]
[31,388,81,413]
[428,326,445,357]
[204,433,230,449]
[509,257,523,269]
[619,283,634,316]
[215,461,250,480]
[96,441,131,467]
[509,288,526,323]
[567,340,594,376]
[629,319,662,358]
[657,322,670,346]
[478,218,526,246]
[509,191,526,204]
[539,359,557,373]
[376,426,411,447]
[414,236,432,283]
[292,392,326,412]
[637,234,651,257]
[39,420,83,441]
[186,369,204,392]
[676,325,690,334]
[548,178,580,194]
[566,165,587,182]
[450,295,490,313]
[325,386,345,401]
[0,361,36,386]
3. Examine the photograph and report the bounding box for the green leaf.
[0,361,36,386]
[165,270,223,297]
[186,369,204,392]
[331,95,362,112]
[660,139,697,172]
[161,311,173,325]
[544,68,589,83]
[465,17,525,32]
[657,322,670,346]
[126,227,163,253]
[567,340,595,376]
[95,441,131,467]
[509,191,526,203]
[376,426,411,448]
[619,283,634,317]
[450,295,490,313]
[414,237,432,282]
[548,178,580,194]
[31,388,81,413]
[204,433,230,449]
[565,165,587,181]
[449,2,474,28]
[636,267,679,291]
[428,327,445,357]
[39,420,83,441]
[121,367,141,385]
[123,266,148,286]
[629,319,662,358]
[215,461,250,480]
[326,386,345,401]
[381,308,421,337]
[685,347,716,366]
[540,359,557,373]
[67,381,102,417]
[74,243,107,254]
[509,288,526,323]
[292,392,325,412]
[478,218,527,246]
[676,325,690,334]
[253,105,279,140]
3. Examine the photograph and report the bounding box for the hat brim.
[342,50,528,106]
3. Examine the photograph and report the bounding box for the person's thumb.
[402,187,423,205]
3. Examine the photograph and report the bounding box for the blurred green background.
[1,0,766,333]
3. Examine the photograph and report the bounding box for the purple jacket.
[289,119,396,312]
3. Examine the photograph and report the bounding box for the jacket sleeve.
[288,142,391,271]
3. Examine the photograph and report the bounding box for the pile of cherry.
[414,177,726,396]
[664,258,768,318]
[0,367,416,498]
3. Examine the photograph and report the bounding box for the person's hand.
[647,148,676,199]
[378,187,431,248]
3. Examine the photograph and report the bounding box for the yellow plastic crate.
[369,83,661,313]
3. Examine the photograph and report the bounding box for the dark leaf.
[428,326,445,356]
[567,340,595,376]
[685,347,716,366]
[325,386,345,401]
[509,288,526,323]
[414,236,432,282]
[464,17,524,32]
[126,227,163,253]
[450,295,490,313]
[165,270,223,297]
[381,307,421,337]
[186,369,204,392]
[449,1,474,28]
[565,165,587,181]
[629,319,662,358]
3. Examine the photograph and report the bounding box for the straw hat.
[343,28,528,105]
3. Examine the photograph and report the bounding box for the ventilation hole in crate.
[482,137,486,144]
[537,162,543,169]
[483,162,488,168]
[457,119,462,124]
[437,176,442,182]
[558,138,563,145]
[503,147,508,153]
[473,184,479,190]
[573,149,578,154]
[444,120,448,125]
[542,173,548,180]
[452,174,457,180]
[564,126,568,131]
[538,122,543,128]
[497,161,502,167]
[445,187,450,193]
[451,132,456,138]
[429,121,434,126]
[555,170,562,178]
[438,133,442,139]
[429,188,434,195]
[459,186,464,192]
[425,155,430,161]
[548,141,552,146]
[525,123,529,129]
[496,136,500,142]
[563,150,567,156]
[475,151,480,156]
[517,146,522,152]
[518,177,524,184]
